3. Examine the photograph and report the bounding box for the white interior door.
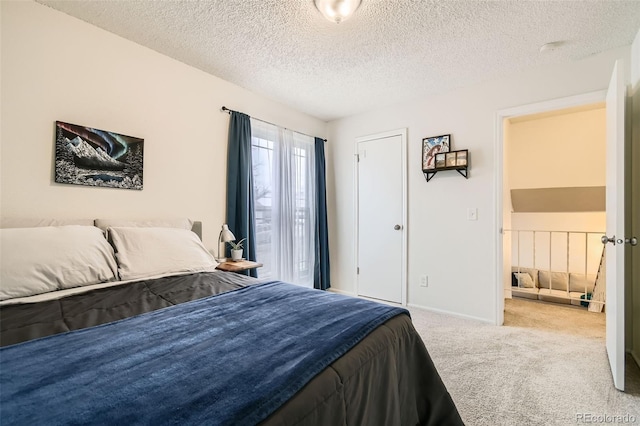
[604,60,626,391]
[356,132,405,303]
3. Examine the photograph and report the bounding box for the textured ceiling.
[37,0,640,121]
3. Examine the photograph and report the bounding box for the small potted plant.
[227,238,246,261]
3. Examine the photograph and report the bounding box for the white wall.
[0,1,326,250]
[327,46,630,323]
[509,213,605,275]
[508,107,606,189]
[511,213,605,233]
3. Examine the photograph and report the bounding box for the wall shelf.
[422,149,469,182]
[423,165,468,182]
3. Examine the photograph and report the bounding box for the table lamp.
[216,224,235,262]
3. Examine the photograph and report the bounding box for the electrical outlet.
[467,208,478,221]
[420,275,428,287]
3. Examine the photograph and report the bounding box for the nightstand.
[216,259,263,273]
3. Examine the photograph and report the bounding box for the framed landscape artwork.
[422,134,450,170]
[54,121,144,190]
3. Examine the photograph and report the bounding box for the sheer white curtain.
[250,119,316,287]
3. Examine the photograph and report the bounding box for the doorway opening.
[494,91,607,328]
[496,62,637,394]
[504,102,607,331]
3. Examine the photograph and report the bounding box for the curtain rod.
[221,106,327,142]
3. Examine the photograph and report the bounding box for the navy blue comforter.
[0,281,407,425]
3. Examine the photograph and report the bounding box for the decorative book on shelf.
[422,149,469,182]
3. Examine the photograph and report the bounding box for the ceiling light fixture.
[314,0,362,24]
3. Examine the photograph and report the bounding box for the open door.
[603,60,627,391]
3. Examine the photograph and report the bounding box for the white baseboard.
[328,288,356,297]
[331,290,494,323]
[407,303,494,324]
[357,295,403,307]
[329,288,402,307]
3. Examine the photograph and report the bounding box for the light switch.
[420,275,428,287]
[467,208,478,221]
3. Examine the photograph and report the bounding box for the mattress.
[0,271,463,425]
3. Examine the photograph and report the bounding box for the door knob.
[394,224,402,230]
[601,235,615,245]
[601,235,638,246]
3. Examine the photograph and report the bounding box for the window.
[251,119,316,287]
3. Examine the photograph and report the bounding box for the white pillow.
[1,218,93,228]
[0,226,118,301]
[94,218,193,233]
[514,272,535,288]
[108,227,218,281]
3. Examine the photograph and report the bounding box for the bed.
[0,219,463,425]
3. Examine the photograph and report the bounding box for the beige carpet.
[504,298,606,339]
[408,298,640,426]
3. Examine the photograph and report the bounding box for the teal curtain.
[226,112,257,277]
[313,138,330,290]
